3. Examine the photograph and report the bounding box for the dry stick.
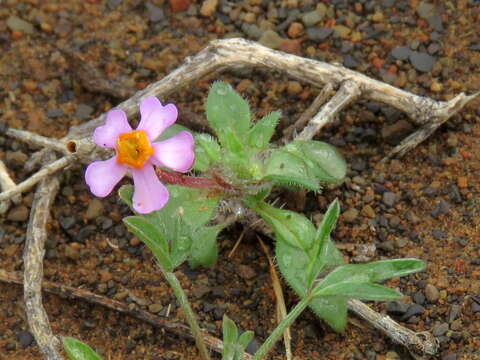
[0,155,75,202]
[23,176,63,360]
[5,37,476,199]
[296,80,362,141]
[0,159,19,214]
[282,83,334,141]
[258,238,292,360]
[348,299,438,359]
[6,128,68,154]
[0,269,253,360]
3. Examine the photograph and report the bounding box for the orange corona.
[116,130,154,169]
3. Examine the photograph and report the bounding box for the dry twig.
[23,176,63,360]
[0,269,252,360]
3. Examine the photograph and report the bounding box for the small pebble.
[425,284,440,303]
[259,30,282,49]
[301,10,324,27]
[7,205,29,222]
[200,0,218,17]
[448,304,461,322]
[85,199,104,220]
[401,304,425,321]
[306,27,333,42]
[382,192,396,207]
[409,51,436,73]
[432,323,449,336]
[18,330,35,348]
[7,16,34,34]
[343,208,359,223]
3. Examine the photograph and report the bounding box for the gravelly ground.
[0,1,479,359]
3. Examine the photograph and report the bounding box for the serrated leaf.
[63,337,103,360]
[247,111,281,150]
[189,225,221,268]
[206,81,251,153]
[124,216,173,271]
[318,259,426,290]
[314,282,402,301]
[306,199,341,287]
[252,201,316,250]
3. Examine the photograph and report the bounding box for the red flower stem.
[155,168,224,190]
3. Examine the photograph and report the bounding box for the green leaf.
[194,134,222,171]
[263,148,320,190]
[236,330,254,354]
[124,216,173,271]
[293,141,347,183]
[189,225,222,268]
[276,236,346,332]
[313,282,401,301]
[222,315,238,360]
[263,140,347,190]
[252,201,316,250]
[63,337,103,360]
[206,81,251,152]
[306,199,341,287]
[318,259,426,290]
[247,111,281,150]
[309,297,348,333]
[118,185,134,207]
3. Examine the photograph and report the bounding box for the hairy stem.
[162,270,212,360]
[253,294,313,360]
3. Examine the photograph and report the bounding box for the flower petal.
[93,110,132,148]
[138,97,178,140]
[151,131,195,172]
[85,156,127,197]
[131,164,169,213]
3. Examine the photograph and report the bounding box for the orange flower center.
[116,130,154,169]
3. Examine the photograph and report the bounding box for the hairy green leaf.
[252,201,316,250]
[314,282,402,301]
[63,337,103,360]
[124,216,173,271]
[206,81,251,153]
[222,315,238,360]
[189,225,222,268]
[247,111,281,150]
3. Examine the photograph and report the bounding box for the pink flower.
[85,97,195,214]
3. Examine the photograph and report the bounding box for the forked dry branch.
[1,37,476,359]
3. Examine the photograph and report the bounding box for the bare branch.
[23,176,63,360]
[6,128,67,154]
[0,155,75,202]
[348,299,438,359]
[296,80,362,141]
[0,159,20,214]
[282,83,334,141]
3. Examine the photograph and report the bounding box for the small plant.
[65,81,425,360]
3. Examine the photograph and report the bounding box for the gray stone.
[6,16,34,34]
[432,323,449,336]
[242,23,263,40]
[448,304,461,322]
[259,30,282,49]
[301,10,324,27]
[382,192,397,207]
[306,27,333,42]
[391,46,411,61]
[401,304,425,321]
[146,2,165,22]
[409,51,436,73]
[47,108,64,118]
[343,54,359,68]
[75,104,94,120]
[425,284,439,303]
[416,2,436,19]
[7,205,29,222]
[107,0,122,10]
[386,301,409,315]
[18,330,35,348]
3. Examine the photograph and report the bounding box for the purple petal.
[131,164,169,213]
[85,156,127,197]
[93,110,132,148]
[137,97,178,140]
[151,131,195,172]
